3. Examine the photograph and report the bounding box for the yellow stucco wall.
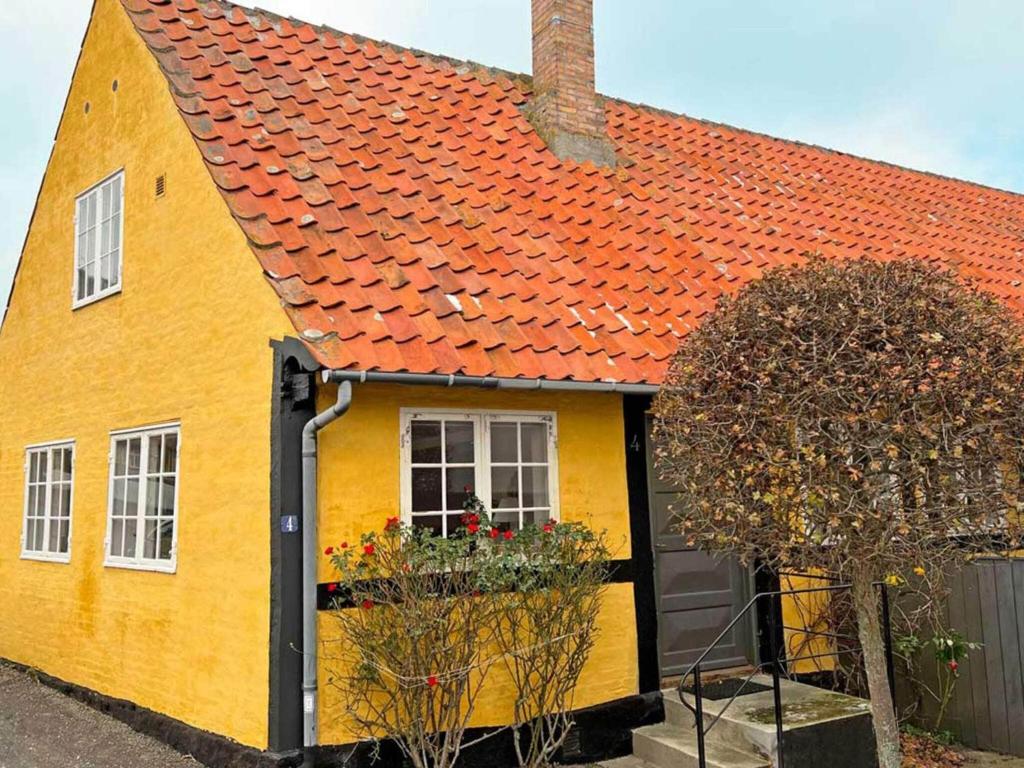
[313,383,638,743]
[0,0,293,749]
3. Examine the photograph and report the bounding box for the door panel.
[647,418,753,677]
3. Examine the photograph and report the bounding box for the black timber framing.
[269,338,319,753]
[623,394,660,694]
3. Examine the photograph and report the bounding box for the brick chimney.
[528,0,616,166]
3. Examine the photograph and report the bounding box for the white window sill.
[73,285,122,310]
[103,557,177,574]
[20,550,71,564]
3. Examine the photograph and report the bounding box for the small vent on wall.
[155,174,166,199]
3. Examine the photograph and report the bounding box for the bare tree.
[652,257,1024,768]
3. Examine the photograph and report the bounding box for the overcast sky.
[3,0,1024,306]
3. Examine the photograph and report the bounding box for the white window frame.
[73,168,125,309]
[20,440,76,563]
[103,422,180,573]
[399,408,560,537]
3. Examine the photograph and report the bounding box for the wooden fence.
[904,557,1024,755]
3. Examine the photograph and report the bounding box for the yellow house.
[4,0,1024,766]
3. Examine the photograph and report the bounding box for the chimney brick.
[528,0,616,166]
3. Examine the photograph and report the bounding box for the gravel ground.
[0,663,199,768]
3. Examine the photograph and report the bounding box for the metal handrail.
[678,582,852,684]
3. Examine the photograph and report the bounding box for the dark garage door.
[647,418,754,677]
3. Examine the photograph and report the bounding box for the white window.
[74,170,124,307]
[400,410,559,537]
[105,424,180,572]
[21,441,75,562]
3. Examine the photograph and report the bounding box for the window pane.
[101,217,112,258]
[123,516,137,558]
[143,519,158,560]
[445,514,464,538]
[29,452,40,482]
[491,510,518,531]
[99,254,111,291]
[148,436,162,473]
[33,519,45,551]
[37,453,48,484]
[102,181,113,220]
[522,466,549,507]
[490,466,519,509]
[57,519,70,553]
[35,487,46,517]
[108,248,120,287]
[128,438,141,474]
[110,519,124,557]
[58,484,71,518]
[86,192,97,230]
[112,478,126,516]
[111,176,122,214]
[490,422,518,463]
[158,520,174,560]
[48,518,60,552]
[446,466,474,510]
[115,440,127,475]
[445,421,474,463]
[125,478,140,517]
[521,423,548,463]
[411,514,442,537]
[27,486,37,519]
[163,434,177,472]
[59,448,73,481]
[160,477,175,516]
[523,509,551,526]
[49,483,63,517]
[25,519,37,551]
[411,421,441,463]
[145,477,161,517]
[411,467,442,512]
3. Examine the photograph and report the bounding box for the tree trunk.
[851,572,901,768]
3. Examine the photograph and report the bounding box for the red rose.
[324,546,334,556]
[468,523,480,534]
[503,530,514,541]
[549,518,557,526]
[363,544,375,556]
[488,528,500,540]
[361,599,374,610]
[327,583,337,593]
[385,517,400,531]
[542,524,554,534]
[340,542,349,549]
[427,675,438,688]
[948,660,959,672]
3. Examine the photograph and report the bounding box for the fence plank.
[995,561,1024,755]
[946,569,976,745]
[963,563,993,750]
[978,562,1010,752]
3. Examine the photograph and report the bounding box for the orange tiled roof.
[123,0,1024,385]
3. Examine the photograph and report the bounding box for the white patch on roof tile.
[302,329,325,341]
[373,312,384,322]
[469,294,483,309]
[614,312,635,332]
[445,293,464,313]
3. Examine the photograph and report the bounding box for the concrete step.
[664,675,876,768]
[633,723,770,768]
[596,756,657,768]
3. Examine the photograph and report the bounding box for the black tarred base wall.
[3,658,663,768]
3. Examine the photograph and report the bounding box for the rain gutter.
[323,369,660,395]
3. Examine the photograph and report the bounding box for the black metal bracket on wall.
[623,394,660,694]
[268,338,319,753]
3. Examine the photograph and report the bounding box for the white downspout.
[300,380,353,767]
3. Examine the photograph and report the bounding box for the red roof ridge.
[196,0,1022,203]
